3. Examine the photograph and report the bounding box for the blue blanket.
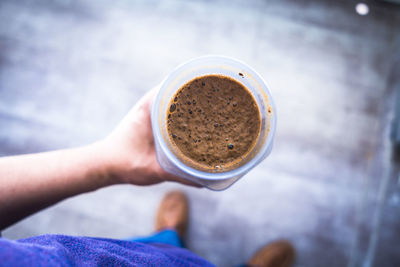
[0,234,215,266]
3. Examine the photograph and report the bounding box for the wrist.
[90,138,138,185]
[78,141,121,188]
[94,135,163,186]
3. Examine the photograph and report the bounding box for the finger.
[141,88,157,105]
[138,85,161,108]
[132,90,156,114]
[126,87,159,118]
[163,173,203,188]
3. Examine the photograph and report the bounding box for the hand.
[101,89,200,187]
[0,88,200,230]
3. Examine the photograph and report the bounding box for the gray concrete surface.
[1,0,399,266]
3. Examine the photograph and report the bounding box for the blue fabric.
[129,229,184,248]
[0,234,215,266]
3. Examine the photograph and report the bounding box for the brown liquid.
[166,74,261,171]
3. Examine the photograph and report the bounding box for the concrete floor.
[1,0,400,266]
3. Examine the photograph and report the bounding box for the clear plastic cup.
[151,56,276,190]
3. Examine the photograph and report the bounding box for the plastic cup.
[151,56,276,190]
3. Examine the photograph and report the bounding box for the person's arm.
[0,90,197,230]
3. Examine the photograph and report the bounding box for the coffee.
[166,74,261,171]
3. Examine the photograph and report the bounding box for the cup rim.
[151,55,277,180]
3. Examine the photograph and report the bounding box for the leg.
[128,190,188,248]
[128,229,184,248]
